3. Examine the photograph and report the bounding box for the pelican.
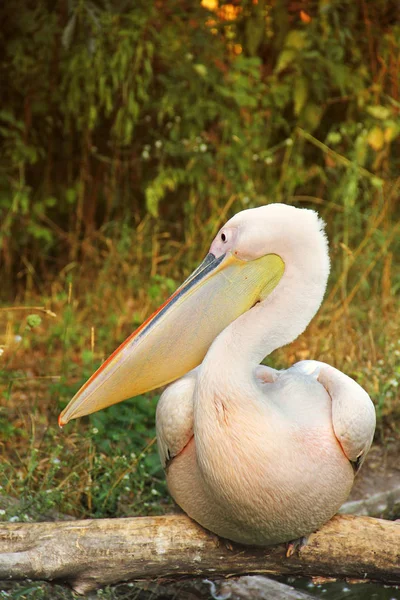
[59,203,375,546]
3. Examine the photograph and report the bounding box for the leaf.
[300,10,312,23]
[384,122,400,143]
[66,189,76,205]
[89,106,97,129]
[193,64,208,78]
[0,110,24,130]
[293,77,308,116]
[244,17,265,56]
[371,176,384,188]
[275,49,296,74]
[13,586,43,599]
[354,132,368,166]
[302,102,323,132]
[366,105,391,120]
[367,126,384,151]
[145,188,159,217]
[62,14,77,50]
[326,131,342,145]
[26,314,42,329]
[285,30,308,50]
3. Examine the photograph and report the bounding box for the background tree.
[0,0,398,295]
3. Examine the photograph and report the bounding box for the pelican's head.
[59,203,328,425]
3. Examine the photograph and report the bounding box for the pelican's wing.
[158,364,278,468]
[292,360,376,471]
[156,369,197,469]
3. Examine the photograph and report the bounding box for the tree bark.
[0,513,399,594]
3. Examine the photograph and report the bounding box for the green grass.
[0,290,171,522]
[0,581,176,599]
[0,209,399,523]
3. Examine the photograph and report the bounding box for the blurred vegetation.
[1,0,399,289]
[0,0,399,542]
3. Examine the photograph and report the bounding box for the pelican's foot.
[286,535,308,558]
[208,532,235,551]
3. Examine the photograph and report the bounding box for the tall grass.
[1,184,398,523]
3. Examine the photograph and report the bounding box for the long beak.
[59,252,284,425]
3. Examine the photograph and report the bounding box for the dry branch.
[339,486,400,518]
[1,513,400,594]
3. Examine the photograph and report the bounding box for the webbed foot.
[286,535,308,557]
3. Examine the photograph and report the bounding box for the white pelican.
[59,203,375,546]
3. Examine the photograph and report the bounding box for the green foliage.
[0,387,166,522]
[26,314,42,329]
[0,0,398,294]
[0,293,168,525]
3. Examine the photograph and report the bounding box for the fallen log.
[0,513,399,594]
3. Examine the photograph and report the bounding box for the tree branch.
[339,486,400,518]
[1,514,399,594]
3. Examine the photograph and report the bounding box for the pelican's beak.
[59,252,284,425]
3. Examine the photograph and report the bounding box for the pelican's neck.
[198,248,329,402]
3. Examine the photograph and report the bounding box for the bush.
[0,0,399,296]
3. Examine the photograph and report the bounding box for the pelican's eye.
[209,226,238,257]
[220,228,235,243]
